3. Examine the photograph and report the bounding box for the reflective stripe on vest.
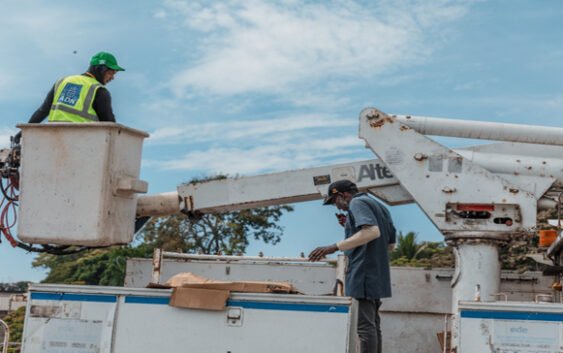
[49,75,102,123]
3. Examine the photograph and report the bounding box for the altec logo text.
[357,163,394,182]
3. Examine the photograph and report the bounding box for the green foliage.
[390,232,420,261]
[34,203,293,285]
[499,234,541,272]
[390,232,454,268]
[33,245,153,286]
[34,204,293,285]
[1,306,25,353]
[497,208,558,272]
[141,206,294,255]
[0,282,29,293]
[388,231,546,270]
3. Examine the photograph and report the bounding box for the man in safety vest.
[28,51,125,123]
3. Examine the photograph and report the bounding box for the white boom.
[394,114,563,146]
[137,121,563,218]
[137,159,406,217]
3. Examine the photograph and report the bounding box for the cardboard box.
[169,287,230,311]
[164,272,299,310]
[181,281,294,293]
[161,272,297,293]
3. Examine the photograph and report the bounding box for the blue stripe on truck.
[30,292,117,303]
[461,310,563,322]
[31,292,349,313]
[125,296,349,313]
[226,300,349,313]
[125,296,169,305]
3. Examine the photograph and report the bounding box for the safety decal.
[58,83,83,106]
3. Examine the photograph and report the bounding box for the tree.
[141,206,293,255]
[33,199,293,285]
[0,282,29,293]
[32,245,153,286]
[1,306,25,353]
[137,174,294,254]
[390,232,420,261]
[390,232,454,268]
[499,234,542,272]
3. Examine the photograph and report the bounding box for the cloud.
[160,0,471,102]
[148,135,363,175]
[0,1,114,103]
[0,3,98,58]
[143,112,367,175]
[147,114,356,145]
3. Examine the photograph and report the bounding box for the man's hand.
[308,244,338,262]
[335,213,347,227]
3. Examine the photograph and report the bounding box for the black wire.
[15,241,110,255]
[0,179,17,202]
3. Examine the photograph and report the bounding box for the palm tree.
[391,232,421,261]
[390,232,454,268]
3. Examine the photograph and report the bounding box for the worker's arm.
[336,225,380,251]
[28,86,55,123]
[92,88,116,122]
[308,225,380,261]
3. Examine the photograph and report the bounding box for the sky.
[1,0,562,282]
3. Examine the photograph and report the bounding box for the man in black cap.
[309,179,396,353]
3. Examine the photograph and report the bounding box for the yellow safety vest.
[49,75,102,123]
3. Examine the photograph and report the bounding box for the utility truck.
[1,107,563,352]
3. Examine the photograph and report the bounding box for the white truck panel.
[22,292,117,353]
[458,301,563,353]
[124,256,557,353]
[22,284,354,353]
[125,257,339,296]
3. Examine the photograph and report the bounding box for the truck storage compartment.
[458,301,563,352]
[22,284,354,353]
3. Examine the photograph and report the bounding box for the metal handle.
[490,292,508,301]
[116,176,148,194]
[114,176,148,198]
[535,293,554,303]
[332,279,344,296]
[1,319,10,353]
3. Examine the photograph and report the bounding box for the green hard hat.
[90,52,125,71]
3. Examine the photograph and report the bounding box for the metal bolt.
[366,110,380,120]
[414,153,428,161]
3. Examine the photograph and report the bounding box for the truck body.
[22,284,354,353]
[5,107,563,352]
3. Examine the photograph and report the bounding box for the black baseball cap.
[323,179,358,205]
